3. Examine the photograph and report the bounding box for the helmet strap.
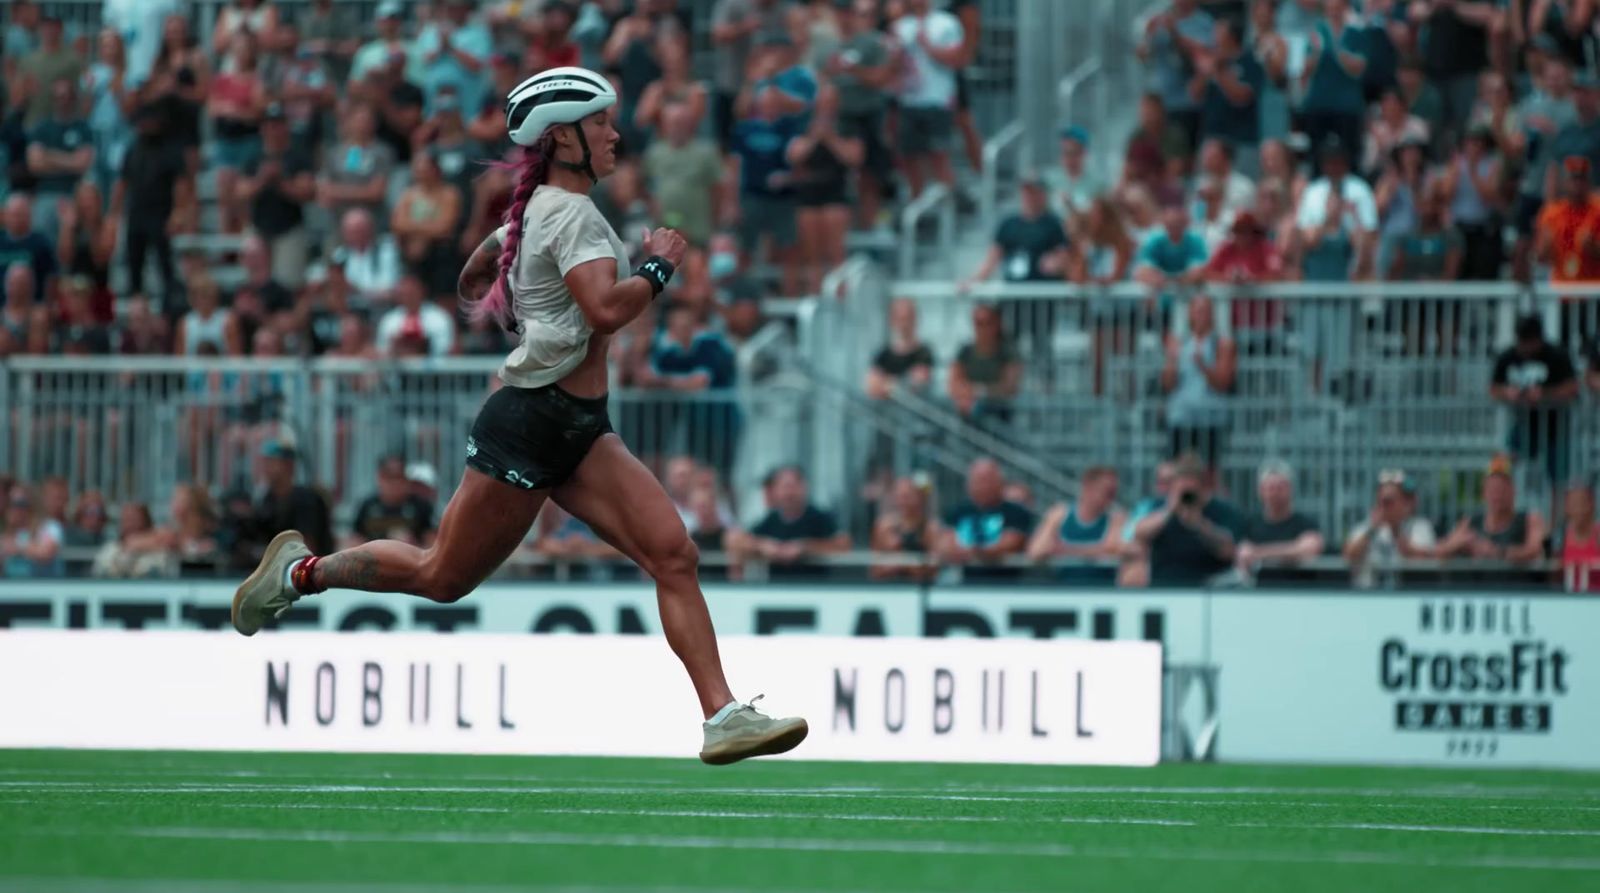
[551,122,598,183]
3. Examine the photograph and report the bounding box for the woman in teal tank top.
[1026,468,1125,585]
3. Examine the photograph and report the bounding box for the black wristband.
[635,255,676,297]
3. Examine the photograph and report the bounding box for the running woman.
[232,67,808,765]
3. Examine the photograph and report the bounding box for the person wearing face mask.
[705,231,764,342]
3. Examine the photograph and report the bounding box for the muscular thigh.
[552,434,688,565]
[431,466,547,588]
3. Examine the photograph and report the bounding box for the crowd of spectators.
[6,0,1600,591]
[0,0,994,369]
[3,430,1597,589]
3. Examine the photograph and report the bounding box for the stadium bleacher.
[0,0,1597,592]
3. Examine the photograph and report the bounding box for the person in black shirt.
[417,90,483,203]
[959,173,1071,288]
[253,439,333,558]
[1434,456,1547,564]
[748,466,850,566]
[239,104,315,290]
[115,103,185,314]
[57,276,112,355]
[1419,0,1491,148]
[25,78,94,237]
[1134,454,1243,587]
[0,193,57,302]
[1235,460,1325,579]
[866,297,934,398]
[1492,315,1579,493]
[230,235,296,349]
[346,454,437,548]
[939,458,1033,580]
[365,50,425,166]
[1194,18,1263,152]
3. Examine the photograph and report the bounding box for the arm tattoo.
[458,232,504,304]
[314,550,382,592]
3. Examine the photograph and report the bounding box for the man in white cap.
[350,1,414,86]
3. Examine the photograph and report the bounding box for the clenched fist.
[642,227,688,268]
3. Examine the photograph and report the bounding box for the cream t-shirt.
[498,185,630,389]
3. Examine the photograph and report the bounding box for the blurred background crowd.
[1,0,1599,590]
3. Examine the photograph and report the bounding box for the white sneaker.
[232,530,311,636]
[699,695,809,765]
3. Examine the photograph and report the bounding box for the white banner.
[0,581,1191,652]
[1210,594,1600,769]
[0,631,1163,766]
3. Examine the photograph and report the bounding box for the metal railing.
[897,184,957,280]
[0,357,750,523]
[52,539,1595,593]
[1058,56,1105,142]
[979,119,1027,233]
[886,280,1600,544]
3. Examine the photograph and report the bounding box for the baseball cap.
[1377,468,1416,495]
[261,439,298,460]
[406,462,438,490]
[1564,155,1592,178]
[1230,211,1264,235]
[376,0,404,19]
[1486,454,1514,479]
[1058,125,1089,147]
[263,102,287,121]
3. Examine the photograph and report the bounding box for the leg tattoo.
[314,550,381,591]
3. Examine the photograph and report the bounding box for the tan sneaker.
[699,696,809,765]
[232,530,312,636]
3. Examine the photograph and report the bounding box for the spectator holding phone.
[1344,469,1436,589]
[1132,454,1241,587]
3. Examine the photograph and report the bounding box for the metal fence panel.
[0,357,748,526]
[885,282,1600,542]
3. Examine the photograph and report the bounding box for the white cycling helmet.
[505,66,616,179]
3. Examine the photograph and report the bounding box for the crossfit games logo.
[1379,600,1571,754]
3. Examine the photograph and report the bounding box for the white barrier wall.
[1210,595,1596,768]
[0,631,1163,766]
[1,583,1595,769]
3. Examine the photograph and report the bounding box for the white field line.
[25,826,1600,873]
[0,768,707,786]
[522,806,1600,837]
[6,767,1597,798]
[1050,796,1600,813]
[541,807,1195,827]
[9,788,1600,815]
[10,798,1592,838]
[0,798,509,814]
[3,780,1599,805]
[5,767,1599,804]
[0,879,903,893]
[1250,821,1600,838]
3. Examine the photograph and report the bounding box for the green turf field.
[0,750,1597,892]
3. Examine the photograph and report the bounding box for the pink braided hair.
[469,131,557,329]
